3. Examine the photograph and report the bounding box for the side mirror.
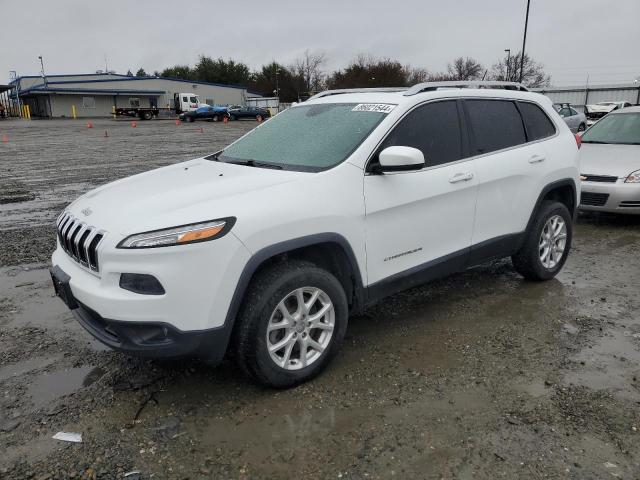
[375,146,425,173]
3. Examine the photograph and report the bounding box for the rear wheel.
[212,115,219,122]
[233,260,348,388]
[229,114,237,121]
[512,201,572,281]
[186,116,195,123]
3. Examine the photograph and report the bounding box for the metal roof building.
[533,83,640,112]
[9,73,261,118]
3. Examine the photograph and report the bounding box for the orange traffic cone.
[87,122,93,129]
[131,121,137,128]
[2,134,8,143]
[175,119,181,125]
[223,116,228,124]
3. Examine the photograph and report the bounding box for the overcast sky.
[2,0,639,86]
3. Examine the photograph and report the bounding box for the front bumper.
[73,300,230,363]
[579,181,640,214]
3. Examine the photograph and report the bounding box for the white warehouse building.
[10,73,261,118]
[533,83,640,112]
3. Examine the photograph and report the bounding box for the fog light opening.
[119,273,165,295]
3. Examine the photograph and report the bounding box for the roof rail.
[403,81,529,96]
[307,87,406,101]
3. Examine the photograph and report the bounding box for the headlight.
[625,170,640,183]
[117,218,235,249]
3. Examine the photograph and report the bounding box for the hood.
[586,104,616,114]
[67,159,307,235]
[579,143,640,178]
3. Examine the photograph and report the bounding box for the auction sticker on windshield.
[352,104,396,113]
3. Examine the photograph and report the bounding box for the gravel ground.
[1,118,639,479]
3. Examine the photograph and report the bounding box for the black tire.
[229,114,237,121]
[512,201,572,281]
[578,123,586,132]
[233,260,348,388]
[142,111,153,121]
[212,115,219,122]
[186,116,195,123]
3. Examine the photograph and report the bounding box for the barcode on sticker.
[352,104,396,113]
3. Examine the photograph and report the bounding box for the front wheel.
[578,123,586,132]
[233,260,348,388]
[512,201,572,281]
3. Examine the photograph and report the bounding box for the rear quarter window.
[465,100,527,155]
[518,102,557,141]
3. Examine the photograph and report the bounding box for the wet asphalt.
[1,118,639,479]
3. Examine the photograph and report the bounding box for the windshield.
[216,103,392,171]
[581,113,640,145]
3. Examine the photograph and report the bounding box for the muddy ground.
[1,118,639,479]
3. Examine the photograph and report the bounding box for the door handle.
[528,154,546,164]
[449,172,474,183]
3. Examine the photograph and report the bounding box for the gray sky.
[2,0,639,86]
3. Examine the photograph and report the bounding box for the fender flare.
[207,233,365,364]
[522,178,578,241]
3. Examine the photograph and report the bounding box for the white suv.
[51,81,580,387]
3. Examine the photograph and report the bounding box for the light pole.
[504,49,511,81]
[38,55,47,87]
[519,0,531,84]
[275,68,280,103]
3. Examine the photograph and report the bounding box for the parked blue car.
[179,105,229,122]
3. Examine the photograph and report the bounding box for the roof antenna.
[481,69,488,81]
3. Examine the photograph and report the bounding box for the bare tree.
[491,52,551,87]
[447,57,484,80]
[291,50,326,99]
[405,66,429,85]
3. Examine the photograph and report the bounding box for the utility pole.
[519,0,531,84]
[505,49,511,81]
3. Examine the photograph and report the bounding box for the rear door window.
[377,100,464,167]
[465,100,527,155]
[518,102,557,141]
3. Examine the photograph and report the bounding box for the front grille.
[56,212,105,272]
[580,192,609,207]
[619,201,640,208]
[581,174,618,183]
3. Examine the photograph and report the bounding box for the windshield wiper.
[580,140,608,144]
[225,159,283,170]
[205,151,223,161]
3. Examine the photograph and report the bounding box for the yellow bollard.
[26,105,31,120]
[72,105,77,119]
[112,105,116,119]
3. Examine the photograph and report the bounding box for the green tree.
[194,56,251,85]
[160,65,194,80]
[247,62,298,102]
[126,69,133,77]
[135,68,147,77]
[326,55,415,89]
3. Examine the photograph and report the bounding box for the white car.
[579,106,640,214]
[51,81,580,387]
[585,101,633,126]
[554,103,587,133]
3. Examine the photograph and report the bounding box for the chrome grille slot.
[56,212,105,272]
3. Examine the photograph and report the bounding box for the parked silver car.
[555,103,587,133]
[579,106,640,214]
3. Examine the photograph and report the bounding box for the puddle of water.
[564,328,640,401]
[28,366,105,410]
[0,355,61,382]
